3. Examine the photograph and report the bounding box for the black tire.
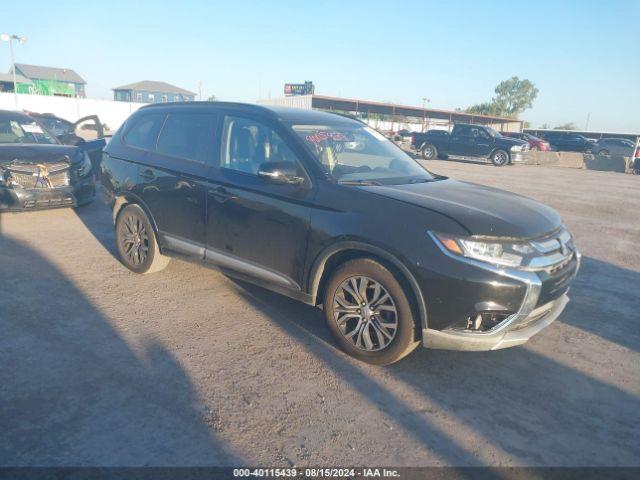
[421,143,438,160]
[323,258,419,365]
[598,149,609,156]
[490,149,509,166]
[633,168,640,175]
[115,204,170,274]
[74,197,95,209]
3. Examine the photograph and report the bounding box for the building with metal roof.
[13,63,86,97]
[113,80,196,104]
[0,72,33,93]
[259,94,524,133]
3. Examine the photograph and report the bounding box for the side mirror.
[257,161,304,185]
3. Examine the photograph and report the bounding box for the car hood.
[0,144,79,166]
[368,179,562,239]
[497,136,527,147]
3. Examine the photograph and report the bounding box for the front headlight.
[431,232,535,268]
[76,152,92,177]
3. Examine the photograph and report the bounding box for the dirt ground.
[1,160,638,467]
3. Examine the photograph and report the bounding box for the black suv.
[101,103,580,365]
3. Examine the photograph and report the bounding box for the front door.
[205,114,314,290]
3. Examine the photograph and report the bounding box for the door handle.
[140,169,155,181]
[210,186,237,203]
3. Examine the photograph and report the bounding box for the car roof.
[0,109,37,122]
[138,101,361,126]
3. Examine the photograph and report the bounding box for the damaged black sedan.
[0,110,97,211]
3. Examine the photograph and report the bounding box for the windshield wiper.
[408,178,433,184]
[337,179,382,186]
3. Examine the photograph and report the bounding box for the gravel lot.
[1,160,638,467]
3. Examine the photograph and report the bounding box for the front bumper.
[418,233,581,351]
[0,176,95,212]
[423,294,569,351]
[510,151,530,163]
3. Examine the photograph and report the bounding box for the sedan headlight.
[431,232,535,268]
[76,152,93,177]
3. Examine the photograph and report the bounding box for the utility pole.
[585,112,591,131]
[421,97,430,132]
[198,80,202,101]
[1,33,27,108]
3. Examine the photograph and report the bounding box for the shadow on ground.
[229,256,639,466]
[0,226,239,466]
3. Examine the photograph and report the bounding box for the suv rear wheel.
[323,258,419,365]
[116,204,170,274]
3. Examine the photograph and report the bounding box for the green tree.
[207,95,217,101]
[492,77,539,116]
[465,76,539,118]
[465,102,502,116]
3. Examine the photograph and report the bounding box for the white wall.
[0,92,146,131]
[257,94,313,110]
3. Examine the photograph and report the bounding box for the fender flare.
[308,240,429,331]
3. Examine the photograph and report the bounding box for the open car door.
[68,115,107,172]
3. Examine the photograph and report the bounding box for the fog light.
[466,312,510,332]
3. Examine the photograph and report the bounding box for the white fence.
[0,92,146,131]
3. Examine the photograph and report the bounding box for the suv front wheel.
[323,258,419,365]
[116,204,170,274]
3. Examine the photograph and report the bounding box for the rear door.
[141,110,219,254]
[449,125,472,156]
[204,112,314,290]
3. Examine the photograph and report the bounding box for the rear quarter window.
[123,112,165,150]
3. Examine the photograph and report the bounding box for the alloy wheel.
[493,151,508,165]
[119,214,150,266]
[423,146,435,159]
[332,276,398,351]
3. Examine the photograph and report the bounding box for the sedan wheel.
[333,276,398,351]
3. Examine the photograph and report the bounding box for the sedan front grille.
[7,162,70,189]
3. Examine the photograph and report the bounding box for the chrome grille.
[7,162,70,189]
[526,228,575,271]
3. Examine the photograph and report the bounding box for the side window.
[220,116,300,176]
[156,112,217,163]
[123,113,165,150]
[454,125,470,137]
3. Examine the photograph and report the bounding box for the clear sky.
[3,0,639,131]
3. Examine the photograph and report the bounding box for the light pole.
[421,97,430,132]
[1,33,27,108]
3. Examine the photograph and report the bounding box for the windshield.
[485,126,501,138]
[291,123,434,184]
[0,114,59,145]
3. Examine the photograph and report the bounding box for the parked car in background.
[540,132,595,152]
[25,112,106,171]
[0,110,96,211]
[102,103,579,365]
[586,137,640,157]
[411,124,529,166]
[500,132,551,151]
